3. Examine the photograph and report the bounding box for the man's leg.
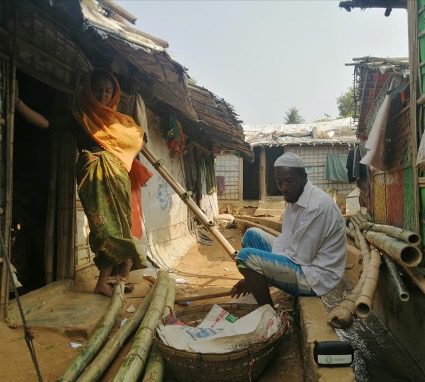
[241,227,275,251]
[233,247,315,302]
[239,268,273,306]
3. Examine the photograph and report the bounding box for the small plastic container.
[313,340,354,367]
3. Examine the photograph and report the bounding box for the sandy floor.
[1,226,304,382]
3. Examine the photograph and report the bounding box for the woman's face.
[91,77,114,106]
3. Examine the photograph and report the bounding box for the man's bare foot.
[94,283,113,297]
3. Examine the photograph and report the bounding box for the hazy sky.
[118,1,407,124]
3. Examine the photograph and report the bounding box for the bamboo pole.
[401,265,425,294]
[364,231,422,268]
[346,225,357,244]
[355,247,381,318]
[141,276,176,382]
[175,290,232,304]
[162,276,175,321]
[141,346,164,382]
[44,133,58,283]
[348,222,360,248]
[359,222,421,246]
[382,254,409,302]
[77,272,168,382]
[1,23,16,320]
[112,271,169,382]
[141,146,237,259]
[59,282,125,382]
[328,226,370,328]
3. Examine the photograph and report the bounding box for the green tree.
[337,87,355,118]
[284,106,304,124]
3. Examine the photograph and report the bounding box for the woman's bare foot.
[118,258,133,281]
[94,283,113,297]
[95,264,113,297]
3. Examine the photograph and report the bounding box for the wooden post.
[238,157,243,203]
[0,15,15,320]
[44,133,58,283]
[259,146,266,201]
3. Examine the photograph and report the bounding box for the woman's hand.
[14,97,50,129]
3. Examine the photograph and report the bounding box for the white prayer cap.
[274,152,306,168]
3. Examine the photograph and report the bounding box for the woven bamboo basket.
[154,303,288,382]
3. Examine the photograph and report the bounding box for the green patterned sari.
[76,150,148,269]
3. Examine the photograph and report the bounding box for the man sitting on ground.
[231,152,346,305]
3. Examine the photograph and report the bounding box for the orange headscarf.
[75,69,153,238]
[75,68,144,172]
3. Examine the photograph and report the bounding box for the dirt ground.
[0,227,304,382]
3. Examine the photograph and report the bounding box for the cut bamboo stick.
[59,281,125,382]
[364,231,422,268]
[355,247,381,318]
[328,226,370,328]
[360,222,421,246]
[77,272,167,382]
[112,271,170,381]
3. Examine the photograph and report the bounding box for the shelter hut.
[340,0,425,375]
[216,118,358,215]
[0,0,249,319]
[346,56,411,225]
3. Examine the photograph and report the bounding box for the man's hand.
[231,279,251,299]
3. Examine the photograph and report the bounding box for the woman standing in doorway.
[15,68,152,297]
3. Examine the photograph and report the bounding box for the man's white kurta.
[272,181,346,295]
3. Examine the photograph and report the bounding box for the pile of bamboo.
[328,212,421,329]
[59,270,175,382]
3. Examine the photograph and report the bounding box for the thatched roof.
[244,118,357,148]
[55,0,197,119]
[188,85,254,160]
[11,0,251,159]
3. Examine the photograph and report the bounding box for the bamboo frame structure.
[112,271,169,381]
[59,282,125,382]
[364,231,422,268]
[359,221,421,245]
[328,226,370,328]
[141,145,237,259]
[77,273,168,382]
[355,247,381,318]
